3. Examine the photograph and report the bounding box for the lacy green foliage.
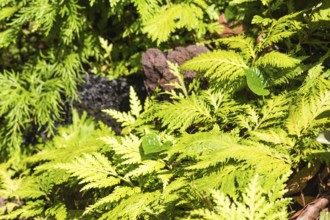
[252,11,305,49]
[0,110,117,219]
[0,0,221,157]
[0,104,293,219]
[236,94,291,131]
[182,33,304,93]
[166,130,291,198]
[189,175,290,220]
[165,62,190,98]
[240,66,329,164]
[135,0,221,44]
[0,0,329,219]
[1,77,327,218]
[183,2,329,94]
[0,0,99,155]
[103,86,143,129]
[55,153,121,191]
[142,3,204,44]
[181,49,248,85]
[154,90,239,133]
[25,110,111,174]
[0,55,82,154]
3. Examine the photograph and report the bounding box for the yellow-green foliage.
[0,0,220,157]
[0,103,293,219]
[142,3,204,44]
[1,64,329,218]
[0,1,329,219]
[189,175,290,220]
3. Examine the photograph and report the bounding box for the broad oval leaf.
[245,67,270,96]
[141,134,171,154]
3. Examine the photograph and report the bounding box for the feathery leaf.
[182,50,248,83]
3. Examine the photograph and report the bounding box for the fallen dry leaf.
[286,162,321,196]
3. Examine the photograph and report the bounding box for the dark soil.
[72,73,147,133]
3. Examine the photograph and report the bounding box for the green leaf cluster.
[0,0,223,158]
[0,0,329,219]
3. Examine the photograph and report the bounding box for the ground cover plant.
[0,0,330,219]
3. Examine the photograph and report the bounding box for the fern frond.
[0,6,17,21]
[103,109,136,127]
[267,30,297,45]
[15,177,46,199]
[44,202,67,220]
[240,175,289,219]
[229,0,257,6]
[101,134,142,165]
[257,11,304,49]
[103,86,142,127]
[125,160,166,178]
[189,175,290,220]
[154,93,213,132]
[0,200,44,220]
[255,51,301,68]
[187,140,291,177]
[157,173,173,190]
[237,141,292,179]
[297,64,328,96]
[129,86,142,118]
[256,94,290,129]
[216,35,256,61]
[235,105,259,131]
[155,90,239,132]
[25,110,102,165]
[273,64,307,85]
[190,208,225,220]
[171,131,291,189]
[166,131,288,200]
[132,0,161,23]
[193,165,249,198]
[240,176,275,219]
[84,186,141,215]
[286,90,330,137]
[235,95,290,131]
[0,28,18,48]
[181,50,248,83]
[0,165,21,198]
[307,150,330,164]
[143,3,203,44]
[99,191,160,220]
[167,131,239,160]
[165,61,188,98]
[286,68,330,137]
[311,7,330,22]
[249,128,295,149]
[55,153,120,191]
[162,177,188,204]
[203,90,239,120]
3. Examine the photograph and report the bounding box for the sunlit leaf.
[245,67,270,96]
